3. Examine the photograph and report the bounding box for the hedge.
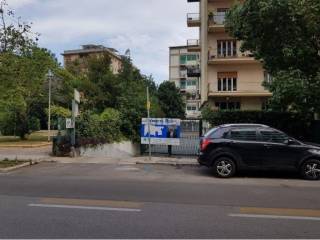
[202,108,314,141]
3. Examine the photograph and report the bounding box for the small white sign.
[74,89,80,103]
[66,118,74,129]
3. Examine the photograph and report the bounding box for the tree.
[225,0,320,115]
[0,0,39,54]
[115,57,164,141]
[158,81,185,119]
[0,1,75,138]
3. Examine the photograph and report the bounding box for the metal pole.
[147,87,151,161]
[48,73,52,142]
[70,100,77,157]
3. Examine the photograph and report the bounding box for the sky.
[7,0,199,84]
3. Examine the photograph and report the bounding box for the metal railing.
[187,39,200,47]
[187,66,201,77]
[209,12,226,25]
[208,49,254,60]
[187,13,200,22]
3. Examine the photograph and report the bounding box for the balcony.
[208,50,258,65]
[187,66,201,77]
[187,13,200,27]
[187,39,201,52]
[208,12,226,33]
[208,91,272,98]
[180,69,188,78]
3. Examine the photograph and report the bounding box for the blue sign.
[141,118,181,146]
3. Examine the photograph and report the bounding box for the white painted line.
[28,204,141,212]
[229,214,320,221]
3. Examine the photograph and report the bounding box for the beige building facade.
[187,0,272,111]
[62,44,123,74]
[169,46,201,118]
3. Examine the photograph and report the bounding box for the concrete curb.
[0,161,38,173]
[135,158,198,166]
[136,161,199,167]
[0,143,52,148]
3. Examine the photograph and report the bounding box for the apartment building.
[62,44,123,74]
[169,46,201,118]
[187,0,272,111]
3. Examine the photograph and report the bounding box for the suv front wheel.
[213,157,236,178]
[300,159,320,180]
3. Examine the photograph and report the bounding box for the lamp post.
[47,70,54,142]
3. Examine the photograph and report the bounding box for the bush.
[27,117,41,133]
[100,108,122,142]
[202,108,313,141]
[75,109,122,147]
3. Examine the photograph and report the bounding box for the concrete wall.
[79,141,140,158]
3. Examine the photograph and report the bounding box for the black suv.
[198,124,320,180]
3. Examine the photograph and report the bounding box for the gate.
[142,119,209,156]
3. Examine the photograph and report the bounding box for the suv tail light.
[200,138,211,151]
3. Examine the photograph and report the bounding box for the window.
[187,80,197,86]
[218,72,237,92]
[180,54,198,64]
[217,40,237,57]
[187,105,197,111]
[187,54,197,61]
[214,8,229,25]
[180,55,187,64]
[230,129,257,141]
[180,80,186,89]
[260,130,288,144]
[264,71,273,84]
[215,102,241,110]
[207,128,229,139]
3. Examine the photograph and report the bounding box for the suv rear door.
[227,128,263,167]
[257,129,300,168]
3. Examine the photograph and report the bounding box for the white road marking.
[28,204,141,212]
[229,213,320,221]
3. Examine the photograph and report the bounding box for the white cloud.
[6,0,37,8]
[12,0,199,83]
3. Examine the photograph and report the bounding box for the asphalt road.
[0,163,319,239]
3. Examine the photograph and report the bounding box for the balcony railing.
[208,49,254,61]
[180,70,188,78]
[187,13,200,22]
[187,39,200,47]
[187,66,201,77]
[208,12,226,25]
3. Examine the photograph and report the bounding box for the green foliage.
[46,106,71,130]
[76,109,122,147]
[0,0,38,54]
[202,107,313,141]
[226,0,320,115]
[158,81,185,119]
[100,108,122,142]
[27,117,40,132]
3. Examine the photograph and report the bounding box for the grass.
[0,159,29,168]
[0,131,57,146]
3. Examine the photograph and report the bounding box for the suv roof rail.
[221,124,269,128]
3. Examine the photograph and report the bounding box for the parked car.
[198,124,320,180]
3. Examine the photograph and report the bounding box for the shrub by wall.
[202,108,313,141]
[76,109,122,147]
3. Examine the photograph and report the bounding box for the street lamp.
[47,69,54,142]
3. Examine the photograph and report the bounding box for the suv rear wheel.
[300,159,320,180]
[213,157,236,178]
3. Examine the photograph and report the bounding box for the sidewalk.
[0,146,197,166]
[51,156,198,166]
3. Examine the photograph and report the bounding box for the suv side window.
[260,130,288,144]
[229,128,257,141]
[210,128,229,139]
